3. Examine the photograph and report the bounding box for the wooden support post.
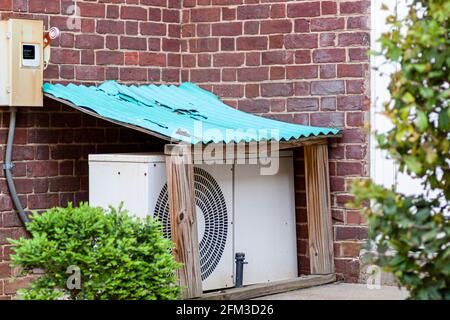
[304,142,335,275]
[165,144,202,298]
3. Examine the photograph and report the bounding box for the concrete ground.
[254,283,409,300]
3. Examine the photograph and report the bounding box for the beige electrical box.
[0,19,44,107]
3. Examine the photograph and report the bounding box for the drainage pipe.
[4,107,29,226]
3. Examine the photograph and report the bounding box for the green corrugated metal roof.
[43,81,340,144]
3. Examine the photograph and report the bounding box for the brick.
[270,4,285,18]
[106,36,119,50]
[311,81,345,95]
[269,35,284,49]
[50,49,79,64]
[140,22,166,36]
[320,64,336,79]
[212,85,244,98]
[311,18,345,31]
[261,83,293,97]
[337,162,363,176]
[190,69,220,82]
[139,52,167,67]
[346,112,365,127]
[96,51,124,66]
[148,8,162,21]
[96,20,125,35]
[244,21,259,35]
[339,32,370,46]
[237,67,268,82]
[120,68,148,81]
[191,7,221,22]
[238,100,270,114]
[163,9,180,23]
[313,49,345,63]
[337,64,364,77]
[75,35,104,49]
[335,226,368,241]
[245,84,259,98]
[211,22,242,36]
[76,66,105,81]
[0,263,11,278]
[287,1,320,17]
[286,65,318,79]
[320,33,337,47]
[294,82,311,95]
[236,37,267,51]
[295,50,311,64]
[126,21,139,36]
[287,98,319,112]
[49,177,80,192]
[162,38,180,52]
[322,1,337,15]
[26,162,58,177]
[346,145,366,160]
[270,66,285,80]
[337,95,364,111]
[78,2,105,18]
[121,6,147,21]
[340,1,370,14]
[107,5,120,19]
[190,39,219,52]
[285,34,317,49]
[311,112,344,127]
[349,48,369,61]
[237,5,270,20]
[341,128,367,143]
[294,19,310,32]
[0,0,12,10]
[213,53,245,67]
[222,7,236,20]
[260,20,292,34]
[346,80,365,94]
[321,97,336,111]
[347,16,369,29]
[262,51,294,65]
[120,37,147,50]
[29,0,59,13]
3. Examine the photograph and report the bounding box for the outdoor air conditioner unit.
[89,152,298,291]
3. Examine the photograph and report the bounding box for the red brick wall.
[180,0,370,283]
[0,0,182,84]
[0,0,370,298]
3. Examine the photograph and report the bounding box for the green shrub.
[9,203,181,300]
[352,0,449,300]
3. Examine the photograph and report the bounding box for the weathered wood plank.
[165,144,202,299]
[304,144,335,275]
[196,274,336,300]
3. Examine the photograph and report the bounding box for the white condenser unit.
[89,152,298,291]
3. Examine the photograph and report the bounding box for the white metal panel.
[0,21,9,106]
[89,160,152,219]
[371,0,424,196]
[196,164,234,291]
[234,156,298,285]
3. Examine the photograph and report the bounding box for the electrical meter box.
[0,19,44,107]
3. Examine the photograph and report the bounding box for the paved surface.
[254,283,409,300]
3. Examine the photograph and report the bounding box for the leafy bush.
[9,203,181,300]
[352,0,449,299]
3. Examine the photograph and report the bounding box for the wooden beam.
[304,143,335,275]
[196,274,336,300]
[164,144,202,298]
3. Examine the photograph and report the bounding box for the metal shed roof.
[43,81,340,144]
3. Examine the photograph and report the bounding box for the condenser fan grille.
[154,167,229,281]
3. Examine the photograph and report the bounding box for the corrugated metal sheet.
[43,81,340,144]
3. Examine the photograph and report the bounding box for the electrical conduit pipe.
[4,107,30,226]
